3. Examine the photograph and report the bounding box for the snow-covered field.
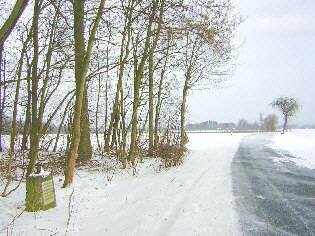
[269,129,315,170]
[0,130,314,235]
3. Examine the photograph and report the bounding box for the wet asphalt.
[232,133,315,236]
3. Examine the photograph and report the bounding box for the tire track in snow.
[154,159,213,235]
[154,145,241,236]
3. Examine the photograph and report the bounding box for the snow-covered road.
[66,133,246,236]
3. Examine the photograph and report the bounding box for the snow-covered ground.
[1,133,248,236]
[1,130,314,235]
[269,129,315,170]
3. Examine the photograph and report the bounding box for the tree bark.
[148,52,154,156]
[0,43,3,152]
[128,0,158,164]
[77,87,92,163]
[148,0,165,156]
[21,66,31,150]
[181,80,189,147]
[282,115,288,134]
[63,0,106,187]
[27,0,40,176]
[154,50,169,150]
[63,0,86,187]
[0,0,29,45]
[180,65,192,147]
[104,2,134,152]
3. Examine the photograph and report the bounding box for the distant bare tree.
[271,96,300,134]
[262,114,278,132]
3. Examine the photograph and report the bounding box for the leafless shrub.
[0,151,27,182]
[156,129,187,169]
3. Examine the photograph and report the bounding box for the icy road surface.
[232,133,315,236]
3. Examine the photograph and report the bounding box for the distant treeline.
[186,119,315,131]
[186,120,260,131]
[1,115,63,134]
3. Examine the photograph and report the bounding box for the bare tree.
[27,0,70,176]
[175,0,242,146]
[63,0,106,187]
[103,0,136,153]
[1,31,32,196]
[26,0,41,176]
[148,0,165,156]
[128,0,159,164]
[262,114,278,132]
[271,96,300,134]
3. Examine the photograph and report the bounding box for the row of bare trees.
[0,0,241,190]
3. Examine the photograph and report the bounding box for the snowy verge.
[1,133,248,236]
[268,129,315,170]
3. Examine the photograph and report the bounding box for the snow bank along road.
[232,133,315,236]
[0,133,245,235]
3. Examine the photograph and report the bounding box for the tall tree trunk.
[0,82,6,152]
[77,87,92,163]
[153,34,171,150]
[180,85,188,147]
[128,0,158,164]
[104,2,133,152]
[104,78,121,151]
[63,0,106,187]
[148,0,165,156]
[27,0,59,175]
[282,115,288,134]
[119,81,127,168]
[26,0,40,176]
[103,80,108,147]
[148,52,154,156]
[154,58,168,150]
[0,43,3,152]
[21,66,31,150]
[180,36,200,147]
[95,72,102,151]
[0,0,29,45]
[180,66,191,148]
[64,0,86,187]
[2,73,19,196]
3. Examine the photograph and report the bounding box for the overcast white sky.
[187,0,315,125]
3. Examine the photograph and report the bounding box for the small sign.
[25,171,56,212]
[42,179,55,206]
